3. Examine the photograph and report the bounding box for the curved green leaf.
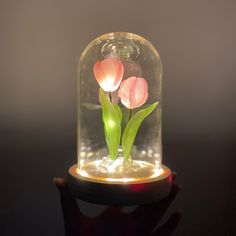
[121,107,130,133]
[122,102,159,159]
[99,89,122,160]
[113,104,122,122]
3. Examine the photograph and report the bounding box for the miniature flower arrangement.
[93,57,158,161]
[67,33,173,205]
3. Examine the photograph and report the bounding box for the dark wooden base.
[68,164,172,206]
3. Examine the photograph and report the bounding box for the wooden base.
[68,164,172,206]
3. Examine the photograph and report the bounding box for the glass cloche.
[68,32,172,205]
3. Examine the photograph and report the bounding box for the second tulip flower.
[118,76,148,109]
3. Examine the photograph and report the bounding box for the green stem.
[128,109,133,121]
[109,92,112,103]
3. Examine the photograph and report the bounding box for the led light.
[68,32,173,205]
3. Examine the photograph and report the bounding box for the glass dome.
[77,32,163,183]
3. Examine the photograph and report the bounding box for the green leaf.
[99,89,122,160]
[113,104,122,122]
[122,102,159,159]
[121,107,130,133]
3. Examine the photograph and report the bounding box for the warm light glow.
[107,118,115,129]
[100,77,115,92]
[79,159,85,168]
[76,160,164,184]
[93,58,124,92]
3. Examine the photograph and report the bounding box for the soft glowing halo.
[76,159,164,184]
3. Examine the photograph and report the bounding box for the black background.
[1,0,236,235]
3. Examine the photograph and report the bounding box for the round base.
[68,164,172,205]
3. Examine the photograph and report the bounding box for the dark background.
[1,0,236,235]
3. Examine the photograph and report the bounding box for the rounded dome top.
[81,32,161,63]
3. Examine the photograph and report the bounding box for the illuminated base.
[68,164,172,205]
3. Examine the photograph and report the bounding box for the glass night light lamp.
[68,32,173,205]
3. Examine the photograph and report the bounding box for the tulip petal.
[101,58,124,92]
[129,77,139,109]
[118,80,130,108]
[133,77,148,108]
[93,61,107,91]
[113,62,124,91]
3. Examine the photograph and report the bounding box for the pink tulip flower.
[93,58,124,92]
[118,76,148,109]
